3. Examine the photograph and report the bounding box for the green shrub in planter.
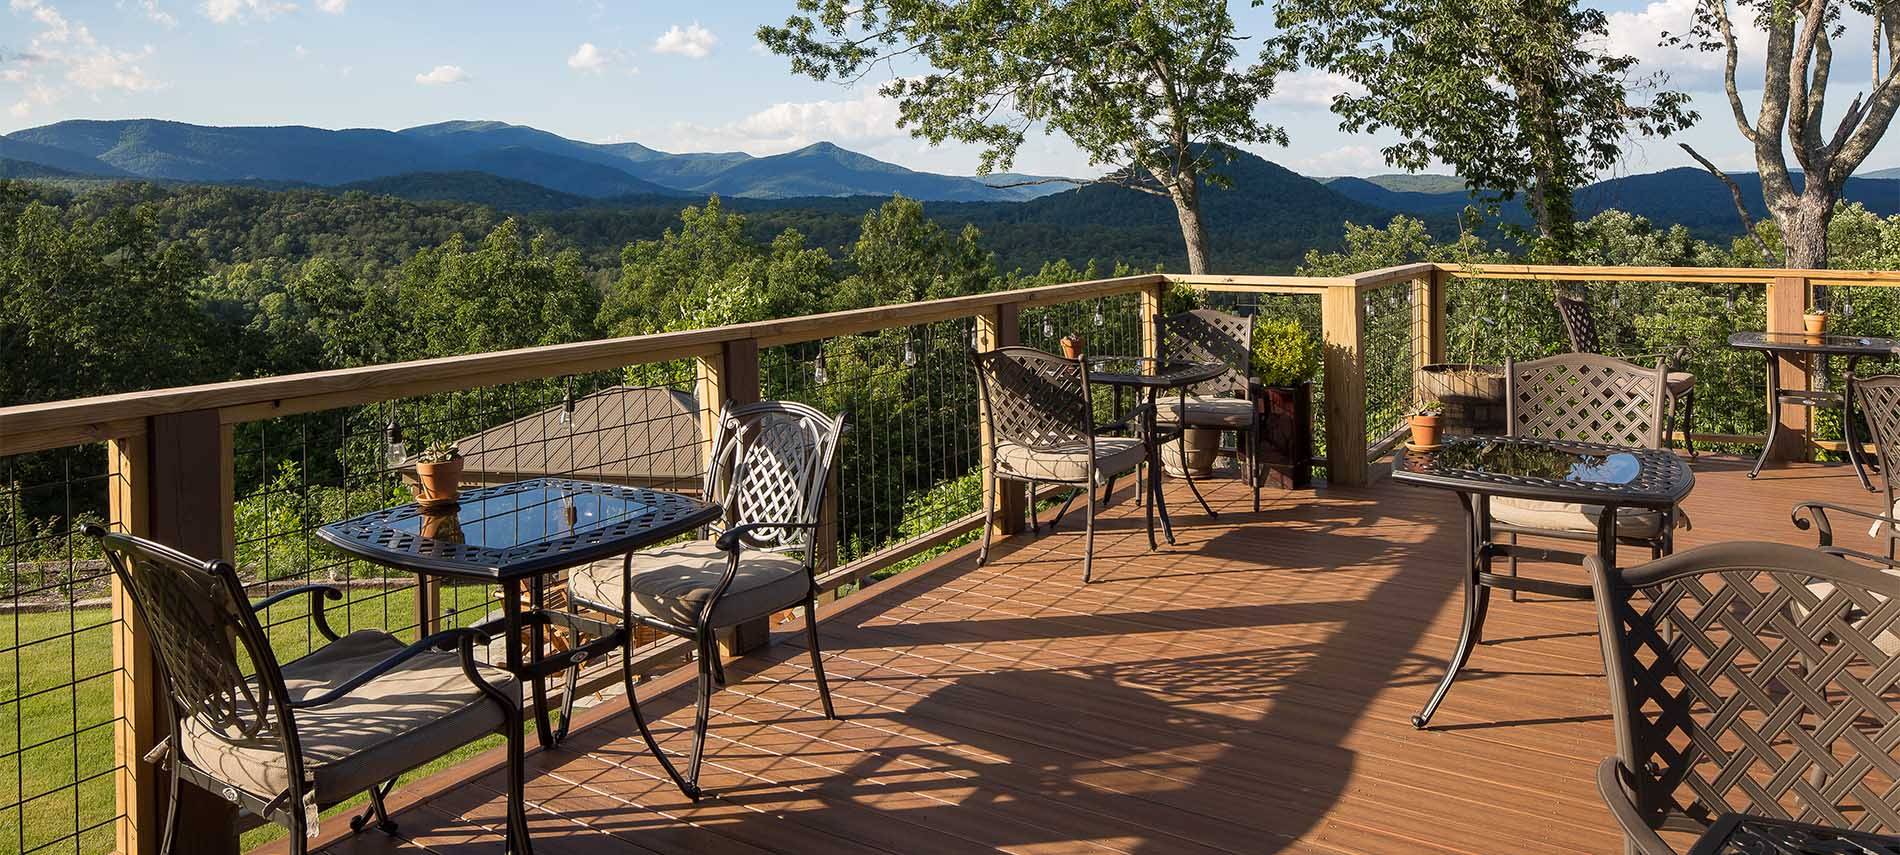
[1252,317,1321,386]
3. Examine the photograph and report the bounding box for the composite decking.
[294,454,1881,855]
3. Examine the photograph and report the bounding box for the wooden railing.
[3,262,1898,854]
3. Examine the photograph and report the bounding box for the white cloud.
[126,0,176,27]
[200,0,296,23]
[1271,69,1366,109]
[653,22,715,58]
[1288,144,1394,176]
[414,64,467,85]
[567,42,606,73]
[5,0,164,119]
[1604,0,1770,91]
[665,86,905,154]
[314,0,343,11]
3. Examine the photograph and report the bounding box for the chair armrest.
[1596,757,1678,855]
[292,626,494,709]
[251,584,343,642]
[715,521,820,554]
[1791,500,1900,550]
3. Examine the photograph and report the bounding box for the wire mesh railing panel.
[1199,290,1327,459]
[1362,284,1425,444]
[0,444,117,855]
[1812,284,1900,449]
[762,319,983,573]
[1019,293,1143,358]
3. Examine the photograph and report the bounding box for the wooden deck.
[297,454,1884,855]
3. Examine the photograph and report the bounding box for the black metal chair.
[84,525,530,855]
[563,399,845,801]
[1793,373,1900,567]
[1589,541,1900,854]
[1555,290,1698,459]
[1154,308,1268,511]
[973,346,1150,583]
[1496,353,1684,598]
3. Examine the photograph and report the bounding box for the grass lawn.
[0,583,505,854]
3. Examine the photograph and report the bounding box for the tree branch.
[1681,142,1772,258]
[1712,0,1758,142]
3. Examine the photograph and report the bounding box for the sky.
[1,0,1895,179]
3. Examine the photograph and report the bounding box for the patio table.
[1392,435,1693,729]
[1729,330,1898,491]
[316,477,719,748]
[1087,356,1227,546]
[1686,813,1900,854]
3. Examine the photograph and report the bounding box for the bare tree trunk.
[1167,177,1210,275]
[1781,191,1836,268]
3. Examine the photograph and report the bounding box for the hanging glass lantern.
[383,416,406,469]
[558,382,576,430]
[814,355,829,385]
[1041,318,1055,339]
[1092,307,1104,327]
[902,339,917,367]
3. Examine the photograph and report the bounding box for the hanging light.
[383,415,406,469]
[1041,318,1055,339]
[558,382,576,431]
[1725,290,1736,311]
[902,339,917,367]
[814,354,829,385]
[1092,307,1105,327]
[1841,298,1854,318]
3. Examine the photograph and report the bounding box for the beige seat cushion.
[1666,371,1695,395]
[180,630,514,805]
[1868,500,1900,538]
[569,541,810,628]
[1491,496,1669,539]
[995,436,1144,483]
[1802,577,1900,655]
[1155,395,1255,428]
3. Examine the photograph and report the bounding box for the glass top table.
[1082,356,1229,543]
[1728,331,1897,491]
[1687,813,1900,855]
[1391,435,1694,729]
[317,477,720,748]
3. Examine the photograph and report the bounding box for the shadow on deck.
[295,454,1880,855]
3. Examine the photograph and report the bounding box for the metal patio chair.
[1794,373,1900,568]
[1589,541,1900,854]
[1496,353,1683,597]
[85,525,530,855]
[1153,308,1268,511]
[563,399,845,801]
[1555,290,1698,458]
[973,346,1149,583]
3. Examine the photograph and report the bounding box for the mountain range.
[0,118,1066,202]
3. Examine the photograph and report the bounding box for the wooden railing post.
[696,340,771,657]
[112,410,238,855]
[976,303,1027,537]
[1322,284,1369,486]
[1139,278,1165,359]
[1766,276,1811,460]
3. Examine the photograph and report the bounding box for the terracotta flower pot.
[414,458,464,503]
[1409,413,1442,448]
[1804,312,1829,335]
[1060,334,1086,359]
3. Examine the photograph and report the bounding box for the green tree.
[599,197,828,337]
[1271,0,1694,254]
[760,0,1290,273]
[395,219,599,358]
[831,196,996,310]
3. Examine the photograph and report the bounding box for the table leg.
[1147,389,1177,545]
[1175,385,1218,518]
[1750,351,1780,480]
[1843,357,1877,491]
[1413,492,1489,729]
[501,578,555,749]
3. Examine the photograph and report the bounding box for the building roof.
[446,385,703,487]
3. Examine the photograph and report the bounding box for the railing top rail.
[1442,263,1900,286]
[1168,273,1352,292]
[0,273,1165,456]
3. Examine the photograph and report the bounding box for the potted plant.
[1409,406,1444,449]
[1805,305,1830,335]
[1252,317,1322,488]
[414,441,463,505]
[1060,333,1087,359]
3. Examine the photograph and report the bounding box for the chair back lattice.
[1592,542,1900,837]
[1852,375,1900,510]
[1507,352,1667,448]
[1554,290,1603,354]
[705,400,846,560]
[1161,308,1253,398]
[972,347,1094,452]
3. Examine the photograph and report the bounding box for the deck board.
[298,454,1885,855]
